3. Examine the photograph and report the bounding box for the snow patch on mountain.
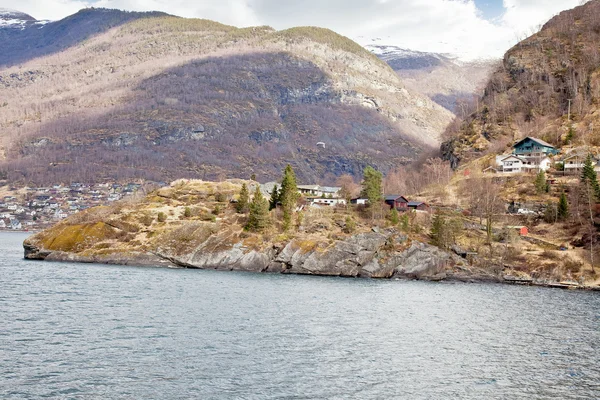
[0,8,48,30]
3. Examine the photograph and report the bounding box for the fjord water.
[1,232,598,399]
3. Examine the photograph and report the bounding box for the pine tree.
[564,125,575,145]
[543,201,558,224]
[280,165,299,231]
[580,154,600,199]
[430,213,447,249]
[361,166,383,219]
[534,170,547,194]
[360,166,383,203]
[268,184,279,211]
[245,187,270,232]
[236,183,249,213]
[557,192,569,221]
[388,208,399,225]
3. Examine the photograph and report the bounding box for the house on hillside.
[513,137,559,156]
[309,198,347,207]
[408,201,430,211]
[351,198,369,205]
[562,150,600,174]
[500,155,525,173]
[500,155,551,173]
[384,195,409,211]
[297,185,341,198]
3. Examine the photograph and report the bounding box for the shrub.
[215,192,227,202]
[344,216,356,234]
[157,212,167,222]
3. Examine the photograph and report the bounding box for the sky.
[0,0,590,60]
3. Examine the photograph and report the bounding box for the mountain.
[441,0,600,167]
[0,8,43,29]
[366,44,496,114]
[0,8,454,185]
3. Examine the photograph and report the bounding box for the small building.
[10,219,22,230]
[297,185,341,198]
[351,198,369,205]
[500,155,551,173]
[507,225,528,236]
[513,137,559,156]
[408,201,430,211]
[500,155,525,173]
[384,195,409,211]
[562,150,600,174]
[310,198,347,207]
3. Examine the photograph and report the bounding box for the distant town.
[0,182,150,231]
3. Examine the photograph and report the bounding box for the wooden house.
[384,195,409,211]
[408,201,430,211]
[513,137,559,156]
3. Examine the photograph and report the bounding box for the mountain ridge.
[0,8,453,185]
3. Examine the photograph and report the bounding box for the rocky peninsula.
[23,180,599,289]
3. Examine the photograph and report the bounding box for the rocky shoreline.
[24,230,599,290]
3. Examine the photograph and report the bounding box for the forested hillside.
[442,0,600,167]
[0,9,452,185]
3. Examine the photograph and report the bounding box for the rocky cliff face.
[24,226,494,282]
[0,9,453,185]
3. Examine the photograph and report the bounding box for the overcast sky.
[0,0,589,60]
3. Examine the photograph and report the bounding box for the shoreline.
[23,245,600,292]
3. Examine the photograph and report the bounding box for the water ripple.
[1,232,599,399]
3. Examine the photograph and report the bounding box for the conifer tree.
[268,184,279,211]
[388,208,399,225]
[236,183,249,213]
[280,165,299,231]
[580,154,600,199]
[534,170,547,194]
[557,192,569,221]
[361,166,383,219]
[360,166,383,203]
[430,213,447,249]
[245,187,270,232]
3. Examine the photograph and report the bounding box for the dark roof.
[513,137,555,149]
[408,201,427,207]
[384,195,408,202]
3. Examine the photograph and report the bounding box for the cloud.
[0,0,589,59]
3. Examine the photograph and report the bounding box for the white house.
[500,155,551,173]
[298,185,341,198]
[351,198,369,205]
[562,151,600,174]
[310,198,347,207]
[6,204,17,211]
[10,219,22,230]
[500,155,525,173]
